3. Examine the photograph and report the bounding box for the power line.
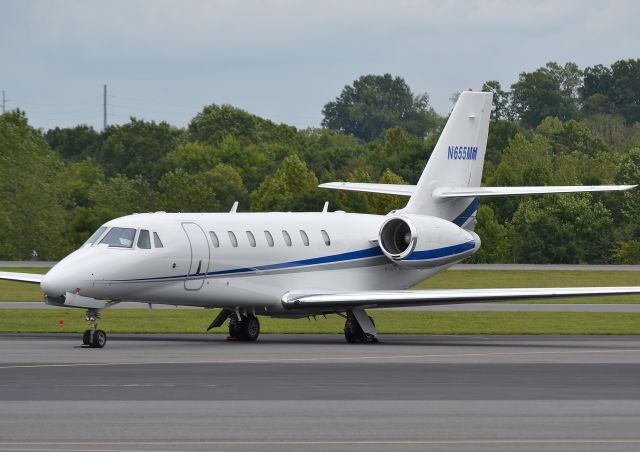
[103,84,107,131]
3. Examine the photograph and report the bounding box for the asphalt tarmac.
[1,334,640,451]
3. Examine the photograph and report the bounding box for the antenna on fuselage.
[230,201,239,213]
[322,201,329,213]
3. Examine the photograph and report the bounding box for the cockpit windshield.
[83,226,107,246]
[99,227,137,248]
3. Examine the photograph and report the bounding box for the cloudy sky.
[1,0,638,131]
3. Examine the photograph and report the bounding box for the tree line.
[1,60,640,263]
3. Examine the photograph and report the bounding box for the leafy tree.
[45,125,102,161]
[322,74,438,141]
[97,118,182,182]
[489,133,554,221]
[298,128,368,179]
[251,154,321,211]
[612,240,640,264]
[164,141,220,174]
[581,59,640,124]
[613,147,640,228]
[0,111,71,259]
[470,205,511,263]
[208,163,249,210]
[481,80,510,121]
[369,169,407,214]
[158,169,219,212]
[485,120,520,164]
[510,194,613,263]
[188,104,297,147]
[536,117,609,156]
[510,62,582,127]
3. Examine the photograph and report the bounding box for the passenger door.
[182,222,210,291]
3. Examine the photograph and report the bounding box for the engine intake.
[379,217,416,259]
[378,214,480,268]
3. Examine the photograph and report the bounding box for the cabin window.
[246,231,256,247]
[100,227,137,248]
[209,231,220,248]
[282,230,292,246]
[137,229,151,249]
[84,226,107,246]
[264,231,274,247]
[321,229,331,246]
[153,232,164,248]
[228,231,238,247]
[299,230,310,246]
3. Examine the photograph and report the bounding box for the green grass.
[2,309,640,335]
[415,270,640,303]
[0,267,48,301]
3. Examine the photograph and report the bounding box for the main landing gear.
[208,309,260,342]
[344,309,379,344]
[82,308,107,348]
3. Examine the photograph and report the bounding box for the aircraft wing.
[318,182,636,198]
[282,286,640,310]
[433,185,637,198]
[0,271,45,284]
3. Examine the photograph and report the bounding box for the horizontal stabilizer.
[318,182,637,199]
[434,185,637,198]
[283,286,640,310]
[0,271,44,284]
[319,182,415,196]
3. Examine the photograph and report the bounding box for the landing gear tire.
[344,317,363,343]
[82,328,107,348]
[91,329,107,348]
[344,313,378,344]
[82,308,107,348]
[82,329,91,346]
[229,315,260,342]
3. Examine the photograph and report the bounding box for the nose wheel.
[82,308,107,348]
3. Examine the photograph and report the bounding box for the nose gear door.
[182,222,210,291]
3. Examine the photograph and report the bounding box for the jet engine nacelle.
[378,214,480,268]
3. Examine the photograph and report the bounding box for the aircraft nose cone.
[40,271,67,297]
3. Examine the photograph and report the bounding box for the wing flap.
[0,271,44,284]
[434,185,637,198]
[283,287,640,310]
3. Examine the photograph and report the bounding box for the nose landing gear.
[82,308,107,348]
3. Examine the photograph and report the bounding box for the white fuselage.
[41,211,473,315]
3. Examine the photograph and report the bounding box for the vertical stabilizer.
[402,91,492,229]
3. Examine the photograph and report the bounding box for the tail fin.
[402,91,492,228]
[319,89,635,225]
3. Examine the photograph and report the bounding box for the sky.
[1,0,639,132]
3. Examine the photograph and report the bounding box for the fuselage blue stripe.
[113,241,474,283]
[406,240,476,260]
[452,197,479,227]
[207,246,384,276]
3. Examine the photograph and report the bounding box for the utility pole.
[103,84,107,131]
[2,90,6,114]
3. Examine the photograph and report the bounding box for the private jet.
[2,90,639,348]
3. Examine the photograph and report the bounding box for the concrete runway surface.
[1,334,640,451]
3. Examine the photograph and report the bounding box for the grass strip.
[1,309,640,335]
